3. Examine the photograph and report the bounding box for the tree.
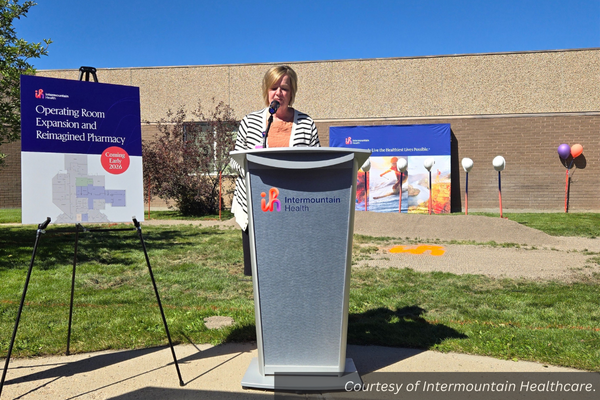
[143,101,239,216]
[0,0,51,165]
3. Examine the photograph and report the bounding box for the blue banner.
[330,124,451,214]
[20,75,142,156]
[330,124,450,156]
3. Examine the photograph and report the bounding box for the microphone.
[269,100,280,114]
[264,100,280,147]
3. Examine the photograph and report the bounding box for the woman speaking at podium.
[231,65,321,276]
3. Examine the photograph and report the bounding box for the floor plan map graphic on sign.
[52,154,126,223]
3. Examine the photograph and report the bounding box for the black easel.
[65,218,184,386]
[78,66,98,82]
[64,67,182,385]
[0,218,51,398]
[0,218,184,398]
[0,67,184,398]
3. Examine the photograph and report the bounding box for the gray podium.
[230,147,371,391]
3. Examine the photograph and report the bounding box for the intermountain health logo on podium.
[259,187,343,213]
[261,188,281,212]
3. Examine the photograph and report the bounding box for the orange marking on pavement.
[389,244,446,256]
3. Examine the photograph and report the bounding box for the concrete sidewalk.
[1,342,580,400]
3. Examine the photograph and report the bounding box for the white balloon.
[397,158,408,172]
[461,157,474,173]
[423,158,435,171]
[361,158,371,172]
[492,156,506,172]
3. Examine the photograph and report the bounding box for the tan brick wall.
[37,49,600,122]
[3,113,598,212]
[3,49,599,212]
[0,141,21,208]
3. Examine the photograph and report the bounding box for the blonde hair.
[262,65,298,107]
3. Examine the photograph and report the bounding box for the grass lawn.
[0,208,20,223]
[0,224,255,355]
[0,221,599,371]
[3,208,600,237]
[0,208,233,224]
[144,209,233,221]
[469,212,600,238]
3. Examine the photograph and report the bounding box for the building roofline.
[38,47,600,72]
[314,110,600,124]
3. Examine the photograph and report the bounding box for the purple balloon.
[557,143,571,159]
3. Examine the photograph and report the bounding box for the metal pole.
[399,172,403,213]
[66,224,81,355]
[564,169,569,213]
[148,175,151,220]
[428,170,432,215]
[263,114,273,148]
[498,171,503,218]
[465,172,469,215]
[0,217,51,398]
[365,172,369,211]
[132,218,184,386]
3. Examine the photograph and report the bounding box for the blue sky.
[15,0,600,70]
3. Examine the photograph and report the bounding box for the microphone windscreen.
[269,100,280,114]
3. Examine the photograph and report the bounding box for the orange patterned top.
[268,119,293,148]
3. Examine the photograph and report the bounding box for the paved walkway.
[1,343,580,400]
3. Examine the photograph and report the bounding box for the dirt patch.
[351,212,600,281]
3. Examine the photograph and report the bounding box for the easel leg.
[0,218,50,398]
[66,224,80,356]
[132,218,184,386]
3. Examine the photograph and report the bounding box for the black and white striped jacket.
[230,107,320,230]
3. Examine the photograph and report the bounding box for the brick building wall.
[36,49,600,122]
[3,112,597,212]
[2,49,599,212]
[0,142,21,208]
